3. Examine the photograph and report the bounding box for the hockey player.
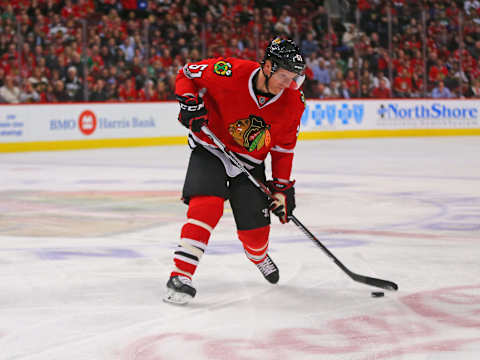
[164,38,306,304]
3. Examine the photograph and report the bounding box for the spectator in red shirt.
[35,77,50,103]
[88,45,104,75]
[409,49,424,73]
[357,0,372,11]
[121,0,138,11]
[393,68,413,97]
[429,58,448,83]
[392,49,409,75]
[156,80,170,101]
[61,0,75,19]
[160,48,173,68]
[345,69,359,93]
[411,68,425,98]
[371,78,392,98]
[138,79,156,101]
[118,77,137,101]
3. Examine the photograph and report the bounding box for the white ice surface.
[1,136,480,360]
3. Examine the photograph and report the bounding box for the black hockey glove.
[267,179,296,224]
[176,94,208,132]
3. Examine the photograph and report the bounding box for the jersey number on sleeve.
[185,64,208,78]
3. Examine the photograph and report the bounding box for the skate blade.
[163,288,193,305]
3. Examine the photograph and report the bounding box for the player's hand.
[267,179,296,224]
[176,94,208,132]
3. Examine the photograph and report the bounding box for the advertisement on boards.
[1,100,479,152]
[375,102,479,128]
[45,103,177,139]
[301,101,366,130]
[0,109,26,140]
[0,102,180,143]
[301,100,480,131]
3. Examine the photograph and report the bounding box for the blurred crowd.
[1,0,480,104]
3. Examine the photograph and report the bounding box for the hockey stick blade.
[290,215,398,291]
[200,126,399,292]
[348,272,398,291]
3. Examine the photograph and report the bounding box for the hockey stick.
[201,126,398,291]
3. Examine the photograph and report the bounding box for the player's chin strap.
[261,67,273,94]
[200,125,399,292]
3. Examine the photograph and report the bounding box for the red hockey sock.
[171,196,224,279]
[238,225,270,264]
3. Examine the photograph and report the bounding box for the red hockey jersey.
[175,57,305,181]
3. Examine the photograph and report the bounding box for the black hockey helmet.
[263,37,306,76]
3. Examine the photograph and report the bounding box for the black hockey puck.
[371,291,385,298]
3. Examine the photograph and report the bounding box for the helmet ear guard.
[289,74,305,90]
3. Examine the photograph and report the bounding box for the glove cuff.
[268,179,295,193]
[176,94,203,108]
[179,101,204,112]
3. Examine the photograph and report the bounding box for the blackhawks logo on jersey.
[213,60,232,77]
[228,115,271,152]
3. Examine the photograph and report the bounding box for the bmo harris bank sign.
[38,102,175,140]
[50,109,156,136]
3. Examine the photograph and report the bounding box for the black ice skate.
[255,254,279,284]
[163,275,196,305]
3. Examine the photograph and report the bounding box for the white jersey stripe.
[189,132,257,177]
[271,145,294,153]
[248,68,284,109]
[236,152,263,164]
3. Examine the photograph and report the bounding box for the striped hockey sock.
[238,225,279,283]
[171,196,224,279]
[238,225,270,264]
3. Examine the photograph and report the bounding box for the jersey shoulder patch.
[213,60,232,77]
